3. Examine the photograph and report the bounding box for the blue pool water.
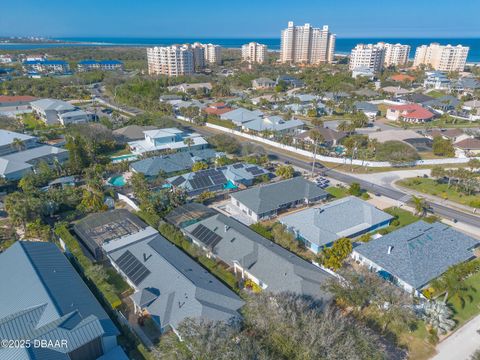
[224,180,238,190]
[111,154,138,163]
[109,175,126,187]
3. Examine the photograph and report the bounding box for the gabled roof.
[280,196,393,247]
[355,101,378,113]
[30,99,75,112]
[0,129,35,147]
[184,213,333,300]
[113,125,158,141]
[143,127,183,138]
[354,221,479,289]
[423,95,460,108]
[243,116,304,132]
[220,108,263,124]
[0,241,119,358]
[230,177,328,215]
[454,138,480,150]
[106,229,243,330]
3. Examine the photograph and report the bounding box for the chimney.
[387,246,393,255]
[224,225,230,232]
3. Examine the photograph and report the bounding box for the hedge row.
[54,223,122,309]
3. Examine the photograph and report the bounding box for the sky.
[1,0,479,39]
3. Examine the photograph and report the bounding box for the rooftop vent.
[224,225,230,232]
[143,253,152,262]
[387,246,393,255]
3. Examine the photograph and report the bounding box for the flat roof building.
[414,43,469,72]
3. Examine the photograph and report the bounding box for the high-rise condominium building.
[382,43,411,67]
[413,43,469,72]
[242,42,267,64]
[349,44,386,72]
[280,21,336,64]
[202,43,222,64]
[147,45,194,76]
[192,42,206,69]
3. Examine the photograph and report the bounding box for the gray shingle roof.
[106,229,243,331]
[355,221,479,289]
[0,241,119,359]
[184,213,333,300]
[0,129,35,147]
[280,196,393,247]
[230,177,328,215]
[355,101,378,113]
[30,99,75,112]
[130,149,217,176]
[113,125,158,142]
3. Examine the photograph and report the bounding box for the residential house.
[0,241,126,360]
[167,82,212,93]
[280,196,393,253]
[220,108,264,126]
[183,211,333,300]
[127,127,208,155]
[104,223,243,334]
[386,104,435,123]
[130,149,218,177]
[230,177,328,222]
[351,67,375,80]
[204,102,233,116]
[294,127,346,148]
[423,95,460,113]
[454,138,480,156]
[252,77,276,89]
[73,209,149,260]
[0,95,37,114]
[30,98,96,125]
[113,125,158,143]
[390,74,415,82]
[0,130,68,180]
[276,75,304,88]
[381,86,410,97]
[454,77,480,94]
[423,71,451,90]
[354,101,379,120]
[425,128,468,144]
[241,115,304,134]
[352,221,479,295]
[397,93,434,104]
[167,163,270,196]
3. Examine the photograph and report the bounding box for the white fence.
[204,123,480,168]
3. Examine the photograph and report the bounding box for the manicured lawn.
[448,270,480,326]
[426,90,448,98]
[325,185,350,198]
[398,177,480,208]
[384,207,420,228]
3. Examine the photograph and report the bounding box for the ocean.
[1,37,479,62]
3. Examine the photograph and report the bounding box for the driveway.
[432,314,480,360]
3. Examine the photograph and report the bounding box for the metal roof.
[184,213,333,300]
[280,196,393,247]
[0,241,119,358]
[230,177,328,215]
[355,221,479,289]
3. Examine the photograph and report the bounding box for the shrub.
[391,219,400,227]
[469,199,480,209]
[378,228,390,235]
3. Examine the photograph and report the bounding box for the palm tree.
[308,129,324,175]
[411,196,428,216]
[11,137,25,152]
[183,137,194,150]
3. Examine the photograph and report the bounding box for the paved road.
[194,126,480,229]
[432,313,480,360]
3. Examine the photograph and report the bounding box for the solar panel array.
[245,166,265,176]
[171,176,186,186]
[191,224,223,248]
[115,250,151,286]
[232,164,244,169]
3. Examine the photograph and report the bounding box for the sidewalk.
[432,313,480,360]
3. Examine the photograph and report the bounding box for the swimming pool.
[108,175,126,187]
[111,154,138,163]
[224,180,238,190]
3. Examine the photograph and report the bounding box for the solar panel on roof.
[250,168,264,175]
[171,176,185,186]
[232,164,243,169]
[115,250,150,286]
[245,167,257,172]
[191,224,222,248]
